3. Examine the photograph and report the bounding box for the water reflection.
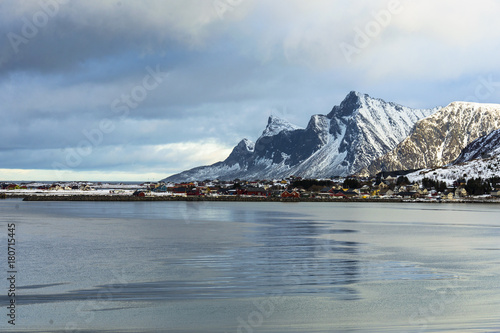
[197,209,362,300]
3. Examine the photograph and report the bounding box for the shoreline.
[12,194,500,204]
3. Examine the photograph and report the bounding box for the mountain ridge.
[163,91,437,182]
[367,102,500,175]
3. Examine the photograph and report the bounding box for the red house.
[187,188,204,196]
[242,187,269,197]
[281,190,300,198]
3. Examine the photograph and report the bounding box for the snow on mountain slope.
[368,102,500,175]
[407,128,500,184]
[406,128,500,185]
[453,128,500,164]
[162,92,437,182]
[335,92,438,176]
[287,92,438,178]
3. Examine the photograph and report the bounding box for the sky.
[2,0,500,182]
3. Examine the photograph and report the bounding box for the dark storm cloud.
[0,1,217,74]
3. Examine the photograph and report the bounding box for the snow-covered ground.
[406,155,500,185]
[0,188,134,196]
[0,182,145,196]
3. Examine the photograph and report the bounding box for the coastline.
[16,194,500,204]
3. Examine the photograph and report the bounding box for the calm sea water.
[0,199,499,332]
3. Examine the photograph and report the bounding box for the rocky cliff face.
[163,92,436,182]
[368,102,500,174]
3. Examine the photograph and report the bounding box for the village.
[2,174,500,202]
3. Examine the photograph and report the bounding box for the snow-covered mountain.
[368,102,500,175]
[407,128,500,185]
[163,92,437,182]
[453,128,500,164]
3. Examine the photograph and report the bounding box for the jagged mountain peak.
[238,138,255,152]
[223,138,255,166]
[327,91,408,119]
[261,115,301,137]
[306,114,329,132]
[328,91,365,118]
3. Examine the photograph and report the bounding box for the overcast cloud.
[2,0,500,181]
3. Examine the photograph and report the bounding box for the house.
[444,192,454,200]
[330,190,346,198]
[132,190,146,197]
[396,185,407,193]
[396,191,418,199]
[410,183,420,192]
[281,189,300,198]
[206,187,220,195]
[384,175,396,184]
[218,188,231,196]
[317,191,333,198]
[319,187,332,194]
[417,188,428,196]
[244,187,269,197]
[343,190,359,198]
[154,184,170,192]
[187,188,204,196]
[330,189,357,198]
[173,187,188,195]
[455,187,468,198]
[376,181,389,190]
[380,189,394,197]
[360,185,371,194]
[80,184,92,191]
